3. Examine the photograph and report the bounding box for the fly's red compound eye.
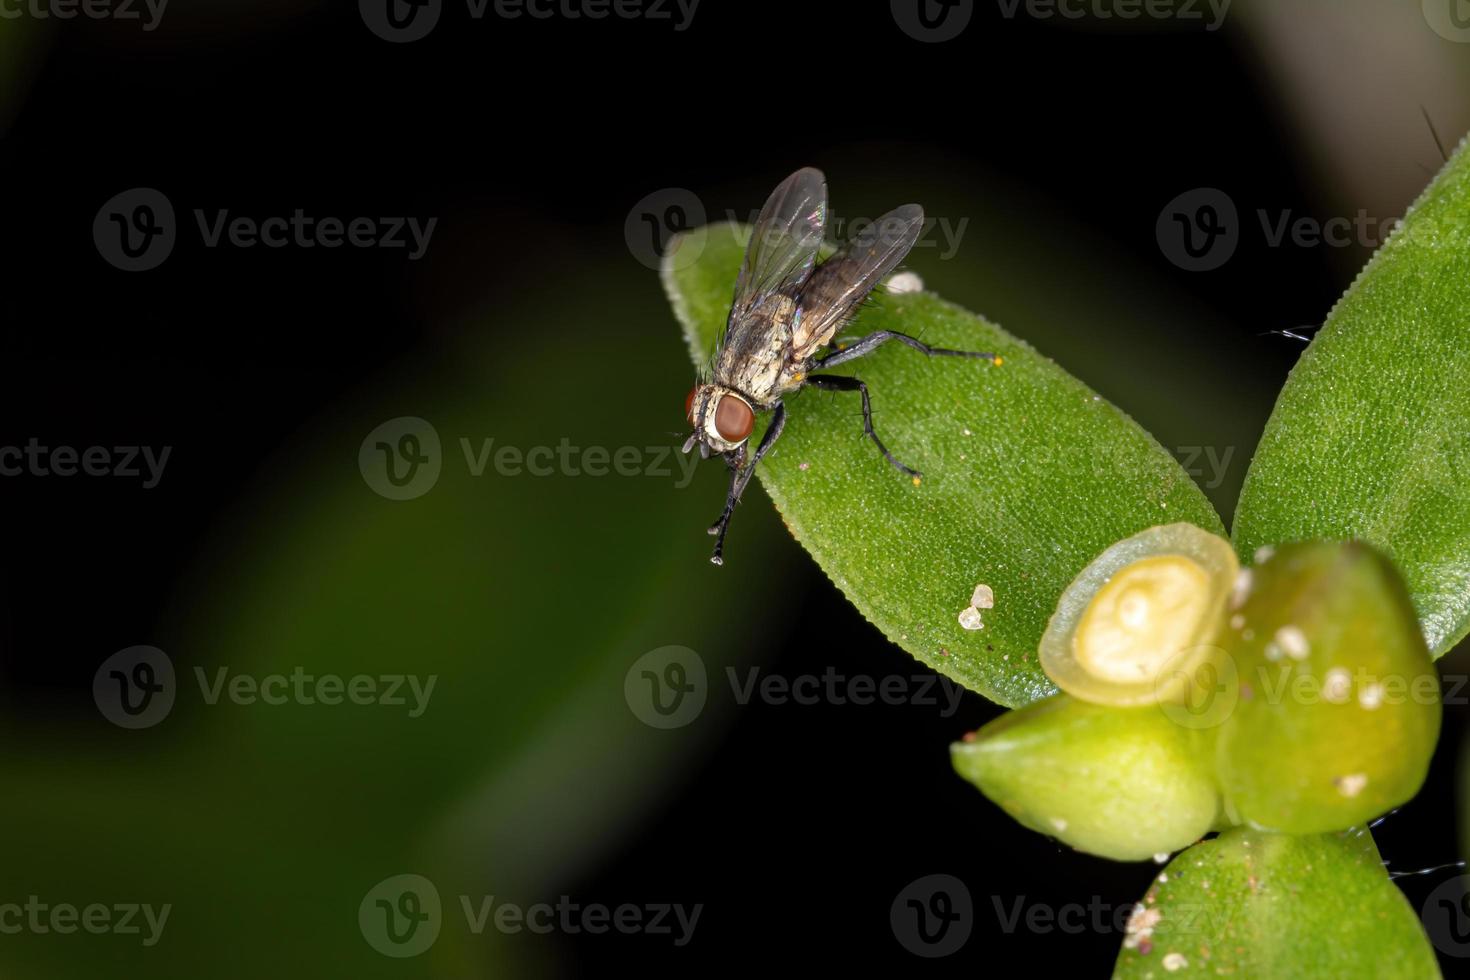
[685,385,698,423]
[714,395,755,443]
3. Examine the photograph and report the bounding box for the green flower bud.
[951,693,1221,861]
[1213,542,1441,833]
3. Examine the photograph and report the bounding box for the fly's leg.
[708,401,787,566]
[812,330,995,371]
[707,445,746,559]
[804,374,919,479]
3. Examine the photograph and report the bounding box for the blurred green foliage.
[0,269,790,977]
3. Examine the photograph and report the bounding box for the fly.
[682,167,997,565]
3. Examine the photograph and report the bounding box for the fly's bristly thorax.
[684,383,755,456]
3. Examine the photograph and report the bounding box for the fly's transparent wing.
[792,204,924,357]
[719,168,828,354]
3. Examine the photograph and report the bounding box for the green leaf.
[1234,135,1470,658]
[663,223,1223,707]
[1113,827,1441,979]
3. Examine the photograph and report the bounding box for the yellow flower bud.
[1039,523,1238,706]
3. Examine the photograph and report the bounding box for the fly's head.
[682,383,755,458]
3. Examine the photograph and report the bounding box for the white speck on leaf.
[1335,773,1368,797]
[1275,625,1309,660]
[958,606,985,631]
[1124,905,1162,949]
[971,583,995,609]
[1231,569,1253,610]
[886,271,924,294]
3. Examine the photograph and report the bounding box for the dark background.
[1,0,1468,975]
